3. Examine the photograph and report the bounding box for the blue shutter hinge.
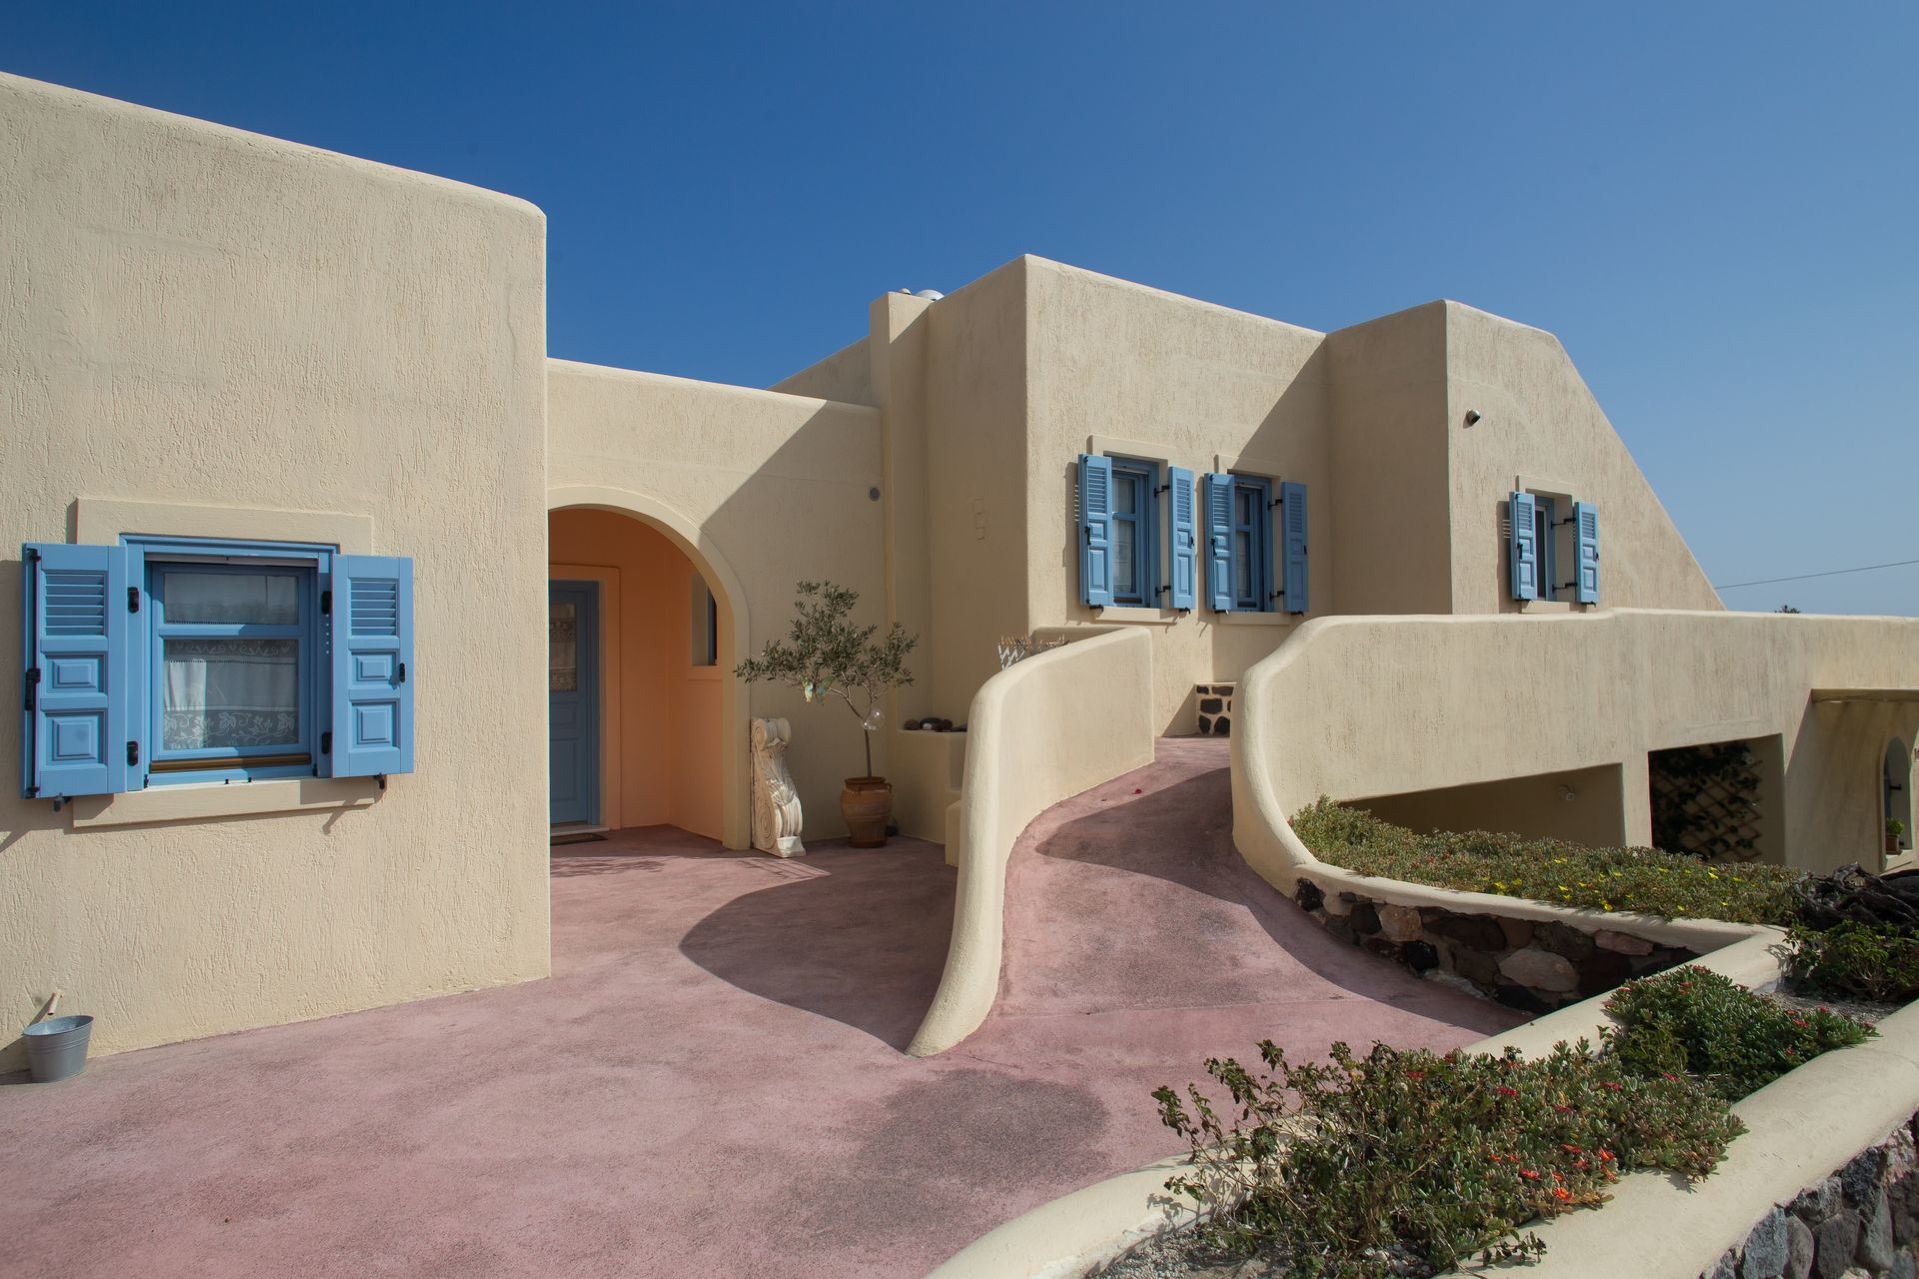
[321,589,332,615]
[397,662,407,684]
[377,774,388,792]
[321,731,332,755]
[128,586,140,613]
[1153,483,1170,496]
[24,666,39,711]
[126,740,139,767]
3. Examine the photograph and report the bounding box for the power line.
[1714,557,1919,591]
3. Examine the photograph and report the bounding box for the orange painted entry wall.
[549,508,725,840]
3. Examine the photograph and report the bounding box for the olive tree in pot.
[735,581,917,848]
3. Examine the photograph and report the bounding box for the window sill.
[1212,612,1297,627]
[69,776,382,830]
[1093,606,1182,626]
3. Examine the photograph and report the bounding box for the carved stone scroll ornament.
[750,717,805,858]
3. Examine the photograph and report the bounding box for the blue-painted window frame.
[1108,458,1160,607]
[1532,496,1559,603]
[124,536,336,787]
[1228,475,1274,612]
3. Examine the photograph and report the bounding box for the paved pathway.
[0,739,1518,1278]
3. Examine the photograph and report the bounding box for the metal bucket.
[23,1014,93,1083]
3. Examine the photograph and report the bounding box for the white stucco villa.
[5,69,1918,1074]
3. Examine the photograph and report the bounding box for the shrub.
[1775,921,1919,1004]
[1154,1039,1743,1279]
[1291,798,1802,925]
[1603,967,1875,1101]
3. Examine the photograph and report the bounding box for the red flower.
[1553,1103,1574,1114]
[1551,1186,1572,1202]
[1495,1086,1518,1097]
[1520,1169,1540,1180]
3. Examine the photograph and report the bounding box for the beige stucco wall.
[1444,303,1723,615]
[770,336,874,406]
[1323,302,1455,615]
[1234,609,1919,882]
[1356,763,1631,848]
[545,361,888,841]
[1018,259,1334,733]
[0,73,551,1068]
[916,261,1035,720]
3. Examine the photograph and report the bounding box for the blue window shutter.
[1078,454,1114,607]
[1509,491,1538,601]
[1167,466,1197,610]
[1203,473,1234,611]
[1574,501,1600,603]
[21,542,128,799]
[1279,481,1308,614]
[330,556,414,777]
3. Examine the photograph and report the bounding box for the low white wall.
[906,626,1155,1057]
[1233,609,1919,877]
[1490,1000,1919,1278]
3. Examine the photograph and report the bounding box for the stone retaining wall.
[1293,876,1695,1012]
[1703,1118,1919,1279]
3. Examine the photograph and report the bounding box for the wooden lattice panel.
[1648,742,1763,862]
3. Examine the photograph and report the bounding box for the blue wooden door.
[548,582,600,827]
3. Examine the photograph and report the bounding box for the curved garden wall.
[907,626,1156,1057]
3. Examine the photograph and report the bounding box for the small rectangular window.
[1533,497,1558,602]
[149,562,318,779]
[690,576,718,666]
[21,536,412,800]
[1512,489,1575,603]
[1108,459,1160,607]
[1227,475,1273,612]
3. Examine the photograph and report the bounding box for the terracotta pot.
[841,777,892,848]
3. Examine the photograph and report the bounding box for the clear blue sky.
[9,3,1915,613]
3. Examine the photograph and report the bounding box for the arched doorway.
[1884,738,1912,863]
[546,488,751,850]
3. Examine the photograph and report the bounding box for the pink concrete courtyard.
[0,740,1521,1278]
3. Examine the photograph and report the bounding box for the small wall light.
[1464,410,1482,427]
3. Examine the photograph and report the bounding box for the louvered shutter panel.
[1279,481,1309,614]
[1078,455,1114,607]
[330,556,414,777]
[1167,466,1198,610]
[1509,491,1539,601]
[1203,473,1234,611]
[21,543,128,799]
[1574,501,1600,604]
